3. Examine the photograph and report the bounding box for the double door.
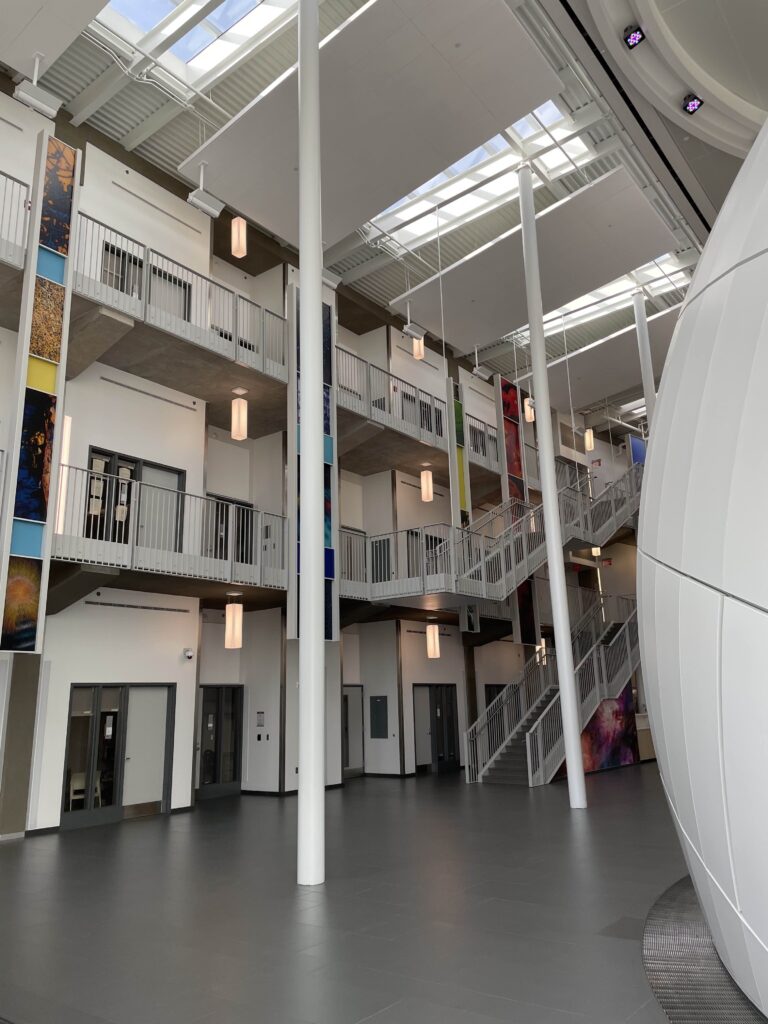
[413,684,461,774]
[197,686,243,798]
[63,684,173,827]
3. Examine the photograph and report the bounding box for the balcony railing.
[465,413,500,472]
[71,213,289,382]
[336,347,448,450]
[52,464,288,589]
[0,171,29,270]
[339,528,367,599]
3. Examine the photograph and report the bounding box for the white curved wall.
[638,116,768,1011]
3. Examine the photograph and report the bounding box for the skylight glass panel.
[170,22,216,62]
[533,99,564,127]
[208,0,261,32]
[108,0,176,33]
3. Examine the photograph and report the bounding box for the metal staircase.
[465,595,639,787]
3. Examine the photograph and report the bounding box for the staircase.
[464,595,640,787]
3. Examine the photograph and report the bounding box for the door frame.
[195,685,244,800]
[341,684,364,779]
[61,683,176,829]
[412,683,461,775]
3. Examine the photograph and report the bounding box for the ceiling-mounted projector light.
[403,321,425,341]
[187,160,225,218]
[623,25,645,48]
[471,346,493,381]
[682,93,704,115]
[13,79,63,119]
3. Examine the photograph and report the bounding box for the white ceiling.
[0,1,107,81]
[179,0,561,248]
[391,167,678,353]
[543,304,679,411]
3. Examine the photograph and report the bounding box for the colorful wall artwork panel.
[40,138,75,255]
[1,556,42,651]
[504,417,523,477]
[581,683,640,772]
[14,388,57,523]
[29,276,65,362]
[500,378,520,420]
[508,475,526,503]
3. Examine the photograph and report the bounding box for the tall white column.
[518,163,587,809]
[297,0,325,885]
[632,289,656,430]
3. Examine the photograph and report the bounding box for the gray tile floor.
[0,764,683,1024]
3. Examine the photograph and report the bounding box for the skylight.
[99,0,291,82]
[369,100,597,252]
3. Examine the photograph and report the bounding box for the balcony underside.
[68,297,288,439]
[49,559,286,613]
[337,407,450,482]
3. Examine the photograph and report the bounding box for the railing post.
[142,247,150,322]
[127,480,140,569]
[254,508,262,585]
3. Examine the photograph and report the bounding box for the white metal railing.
[0,171,29,269]
[52,464,288,589]
[70,213,288,382]
[336,348,448,450]
[526,608,640,786]
[465,413,500,472]
[339,528,367,599]
[463,590,606,783]
[368,523,454,600]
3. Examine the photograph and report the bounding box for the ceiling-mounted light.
[231,216,247,258]
[187,161,225,218]
[584,427,595,452]
[524,397,535,423]
[412,335,425,360]
[623,25,645,48]
[225,593,243,649]
[426,623,440,659]
[682,93,703,115]
[592,546,601,558]
[231,387,248,441]
[404,303,426,359]
[420,469,434,502]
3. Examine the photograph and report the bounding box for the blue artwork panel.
[10,519,44,559]
[324,464,332,546]
[324,578,333,641]
[630,435,646,465]
[324,548,335,580]
[324,434,334,465]
[36,246,66,285]
[15,388,57,522]
[40,138,75,255]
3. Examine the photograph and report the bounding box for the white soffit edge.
[544,305,679,411]
[179,0,561,248]
[391,168,678,352]
[0,1,107,81]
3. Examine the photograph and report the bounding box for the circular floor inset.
[643,876,767,1022]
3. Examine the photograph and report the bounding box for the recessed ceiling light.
[232,387,248,396]
[623,25,645,49]
[682,93,703,115]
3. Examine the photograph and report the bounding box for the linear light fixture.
[524,397,535,423]
[231,388,248,441]
[426,623,440,659]
[420,469,434,502]
[592,546,601,558]
[584,427,595,452]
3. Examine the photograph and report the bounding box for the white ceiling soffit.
[544,305,679,412]
[179,0,561,248]
[586,0,764,158]
[391,167,678,353]
[0,1,107,81]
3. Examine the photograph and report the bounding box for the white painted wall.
[394,470,450,530]
[240,607,283,793]
[210,257,285,316]
[249,432,285,515]
[28,590,200,830]
[339,470,364,530]
[357,620,400,774]
[459,367,497,426]
[599,541,637,598]
[400,622,467,773]
[337,325,388,372]
[64,362,206,495]
[474,639,527,711]
[362,470,394,535]
[206,429,250,502]
[588,436,629,493]
[79,144,211,275]
[391,330,446,400]
[0,93,49,184]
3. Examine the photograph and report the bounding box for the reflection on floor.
[0,765,682,1024]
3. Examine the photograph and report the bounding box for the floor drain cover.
[643,876,766,1022]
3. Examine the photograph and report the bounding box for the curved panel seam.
[637,550,768,618]
[680,245,768,318]
[716,592,741,911]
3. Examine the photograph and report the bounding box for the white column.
[632,289,656,430]
[518,163,587,809]
[297,0,325,885]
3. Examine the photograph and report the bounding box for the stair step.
[483,774,529,786]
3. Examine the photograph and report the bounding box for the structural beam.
[296,0,325,887]
[632,289,657,429]
[518,162,587,810]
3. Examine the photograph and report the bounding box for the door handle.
[125,756,131,760]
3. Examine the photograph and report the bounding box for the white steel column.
[518,163,587,809]
[632,289,656,430]
[297,0,325,885]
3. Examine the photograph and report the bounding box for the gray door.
[123,687,168,813]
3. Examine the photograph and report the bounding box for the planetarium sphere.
[638,117,768,1011]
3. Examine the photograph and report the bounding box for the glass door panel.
[65,687,95,813]
[198,686,242,796]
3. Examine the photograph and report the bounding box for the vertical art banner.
[1,135,78,652]
[293,293,337,641]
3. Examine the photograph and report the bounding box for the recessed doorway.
[342,685,364,778]
[413,684,461,774]
[62,684,174,828]
[197,686,243,799]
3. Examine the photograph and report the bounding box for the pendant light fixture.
[524,397,535,423]
[231,216,247,258]
[420,468,434,502]
[584,427,595,452]
[225,592,243,649]
[231,387,248,441]
[404,302,425,359]
[592,546,601,558]
[426,622,440,659]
